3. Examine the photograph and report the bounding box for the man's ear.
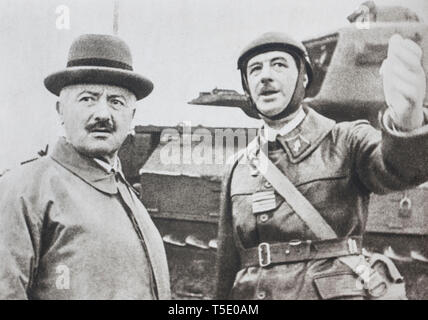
[56,101,64,124]
[303,74,309,88]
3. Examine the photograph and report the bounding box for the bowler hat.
[44,34,153,100]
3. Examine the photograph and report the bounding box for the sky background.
[1,0,427,170]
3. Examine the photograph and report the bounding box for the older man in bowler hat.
[0,34,170,299]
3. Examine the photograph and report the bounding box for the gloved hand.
[380,34,426,131]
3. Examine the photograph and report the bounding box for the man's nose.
[93,99,112,121]
[260,65,273,84]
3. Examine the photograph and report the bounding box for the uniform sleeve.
[0,175,42,299]
[380,108,428,184]
[215,163,241,300]
[349,108,428,194]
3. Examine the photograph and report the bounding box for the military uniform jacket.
[216,106,428,300]
[0,138,170,299]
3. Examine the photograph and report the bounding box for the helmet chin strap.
[256,57,306,121]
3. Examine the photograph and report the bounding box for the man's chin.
[74,141,119,159]
[256,104,287,118]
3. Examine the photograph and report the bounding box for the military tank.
[120,1,428,300]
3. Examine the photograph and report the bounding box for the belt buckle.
[258,242,271,267]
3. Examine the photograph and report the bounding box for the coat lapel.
[129,192,171,299]
[50,137,171,298]
[50,138,118,195]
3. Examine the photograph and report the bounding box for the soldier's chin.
[257,104,287,118]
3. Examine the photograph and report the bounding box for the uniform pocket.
[313,271,366,300]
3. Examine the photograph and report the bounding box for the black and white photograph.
[0,0,427,304]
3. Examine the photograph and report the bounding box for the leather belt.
[239,236,362,268]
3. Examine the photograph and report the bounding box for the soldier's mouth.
[260,90,279,96]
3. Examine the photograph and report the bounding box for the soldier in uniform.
[215,32,428,299]
[0,34,170,299]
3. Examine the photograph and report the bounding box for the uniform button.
[250,167,259,177]
[260,214,269,222]
[257,291,266,300]
[264,181,272,188]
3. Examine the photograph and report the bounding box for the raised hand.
[380,34,426,131]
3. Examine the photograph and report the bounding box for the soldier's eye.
[273,62,287,69]
[248,65,261,75]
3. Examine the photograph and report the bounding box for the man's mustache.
[258,84,278,95]
[85,120,115,133]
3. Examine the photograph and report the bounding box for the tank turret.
[189,3,428,125]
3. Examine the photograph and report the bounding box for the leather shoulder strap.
[251,151,393,294]
[254,150,337,239]
[252,150,372,276]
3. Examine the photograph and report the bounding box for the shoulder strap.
[255,150,337,239]
[252,149,374,284]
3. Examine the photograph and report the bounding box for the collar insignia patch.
[284,134,311,158]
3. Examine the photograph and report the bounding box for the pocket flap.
[314,272,365,299]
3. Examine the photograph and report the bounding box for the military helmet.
[236,32,314,119]
[237,32,313,88]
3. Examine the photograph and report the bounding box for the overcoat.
[0,138,170,299]
[216,106,428,300]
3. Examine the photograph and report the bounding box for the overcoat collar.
[50,137,119,195]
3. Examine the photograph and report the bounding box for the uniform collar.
[263,108,306,142]
[50,137,119,195]
[260,106,336,163]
